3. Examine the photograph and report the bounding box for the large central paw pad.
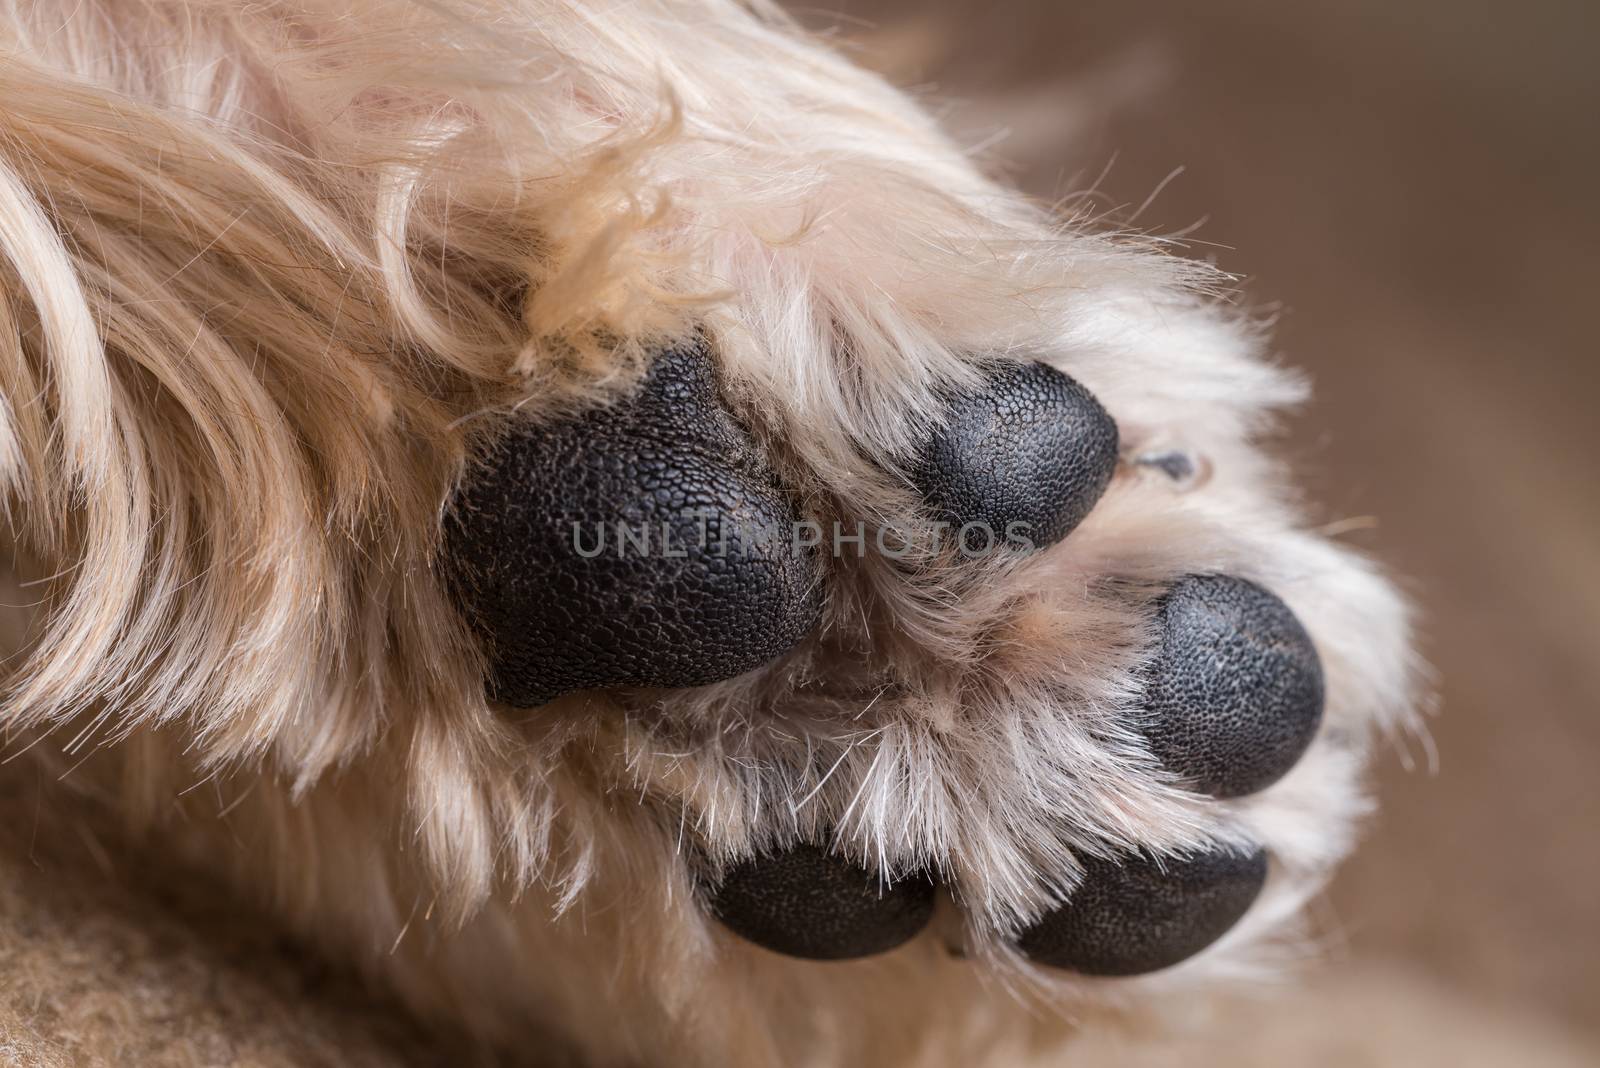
[442,343,824,707]
[706,843,937,961]
[1015,847,1269,976]
[911,361,1119,552]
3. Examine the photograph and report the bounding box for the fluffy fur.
[0,1,1421,1064]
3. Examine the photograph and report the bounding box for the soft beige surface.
[0,769,453,1068]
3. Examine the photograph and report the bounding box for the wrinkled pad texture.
[1016,847,1269,976]
[442,343,823,707]
[910,361,1119,554]
[1141,574,1325,798]
[706,842,937,961]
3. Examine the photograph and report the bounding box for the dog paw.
[441,325,1407,984]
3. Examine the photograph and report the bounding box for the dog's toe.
[1137,574,1325,799]
[442,342,823,708]
[706,842,937,961]
[910,361,1119,553]
[998,576,1316,976]
[1016,847,1268,976]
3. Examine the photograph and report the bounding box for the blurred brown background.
[798,0,1599,1063]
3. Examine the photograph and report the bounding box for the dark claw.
[910,361,1119,554]
[1017,847,1268,976]
[1134,448,1201,486]
[707,842,937,961]
[441,341,824,708]
[1138,574,1325,798]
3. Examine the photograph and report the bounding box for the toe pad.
[707,842,936,961]
[1140,574,1325,798]
[911,361,1119,554]
[1017,847,1268,976]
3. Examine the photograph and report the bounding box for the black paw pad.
[442,342,824,708]
[1140,575,1325,799]
[707,842,937,960]
[910,361,1119,554]
[1017,847,1268,976]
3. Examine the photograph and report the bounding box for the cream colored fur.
[0,1,1420,1064]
